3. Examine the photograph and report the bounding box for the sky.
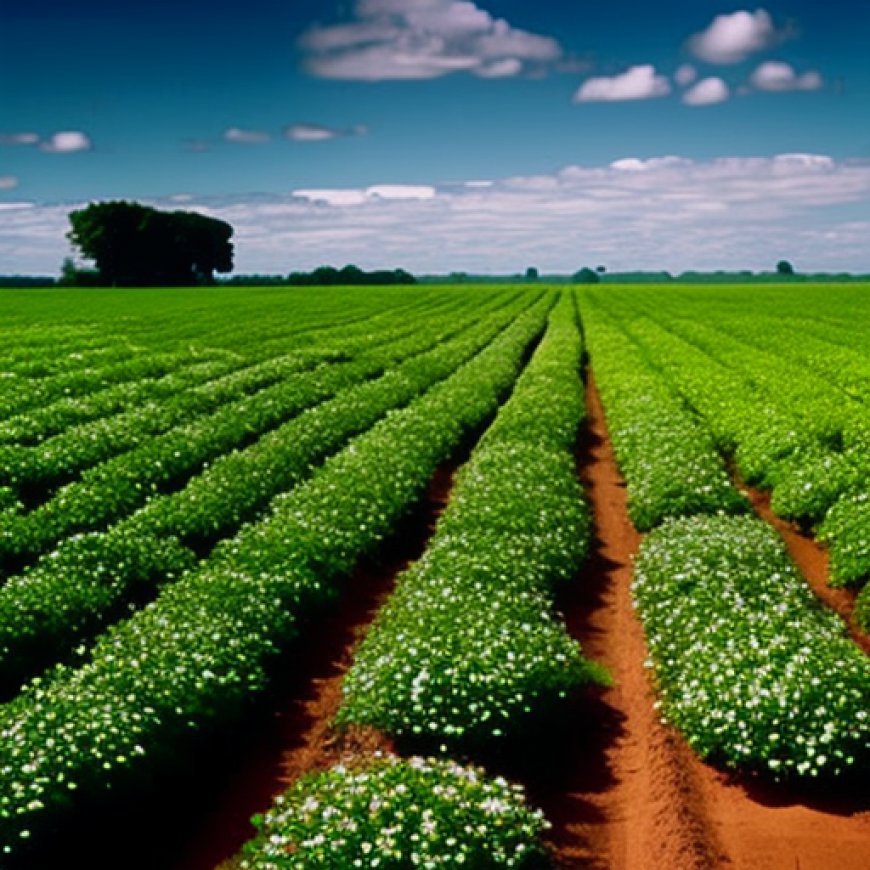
[2,0,870,276]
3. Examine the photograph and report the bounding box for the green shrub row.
[818,493,870,593]
[0,308,493,564]
[0,351,334,446]
[240,754,550,869]
[0,302,526,690]
[0,345,239,420]
[633,514,870,781]
[581,314,745,531]
[0,298,550,857]
[338,296,607,747]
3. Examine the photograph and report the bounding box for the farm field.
[0,283,867,869]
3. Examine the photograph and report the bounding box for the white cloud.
[574,65,671,102]
[750,61,823,92]
[683,77,730,106]
[284,123,368,142]
[0,177,18,190]
[4,156,870,275]
[0,133,39,146]
[299,0,562,81]
[293,184,436,206]
[687,9,782,64]
[224,127,271,144]
[39,131,92,153]
[674,64,698,87]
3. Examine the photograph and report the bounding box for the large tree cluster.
[67,201,234,287]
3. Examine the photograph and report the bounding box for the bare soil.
[171,461,456,870]
[527,373,870,870]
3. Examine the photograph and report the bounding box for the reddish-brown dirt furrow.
[739,482,870,655]
[546,372,870,870]
[523,373,726,870]
[170,462,457,870]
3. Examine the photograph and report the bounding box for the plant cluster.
[633,514,870,781]
[339,297,608,745]
[241,754,549,869]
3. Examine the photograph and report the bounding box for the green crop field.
[0,283,867,868]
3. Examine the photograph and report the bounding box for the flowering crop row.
[0,299,529,692]
[577,286,870,782]
[0,304,499,567]
[580,304,745,531]
[584,290,870,599]
[338,295,608,747]
[633,514,870,780]
[0,297,550,859]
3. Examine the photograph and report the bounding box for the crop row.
[580,305,744,531]
[338,294,607,746]
[0,297,551,859]
[0,300,507,568]
[588,294,870,598]
[633,514,870,780]
[0,298,530,692]
[240,293,597,868]
[577,290,870,782]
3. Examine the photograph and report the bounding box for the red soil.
[525,374,870,870]
[171,463,455,870]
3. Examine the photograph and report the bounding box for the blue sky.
[2,1,869,275]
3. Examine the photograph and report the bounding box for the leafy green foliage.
[633,514,870,781]
[339,297,608,745]
[241,754,549,869]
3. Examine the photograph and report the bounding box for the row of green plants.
[0,306,494,566]
[578,288,870,782]
[633,514,870,780]
[585,293,870,601]
[0,351,330,446]
[0,344,237,420]
[0,297,551,860]
[0,300,528,692]
[338,295,607,745]
[579,308,744,531]
[239,295,592,869]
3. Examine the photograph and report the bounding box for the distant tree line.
[222,265,416,287]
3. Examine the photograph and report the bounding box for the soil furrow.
[173,462,457,870]
[519,372,726,870]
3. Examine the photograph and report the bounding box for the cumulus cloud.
[224,127,271,144]
[750,61,823,92]
[4,156,870,275]
[284,123,368,142]
[683,77,730,106]
[674,64,698,87]
[39,131,92,153]
[299,0,562,81]
[574,65,671,102]
[0,177,18,190]
[688,9,783,64]
[0,133,39,146]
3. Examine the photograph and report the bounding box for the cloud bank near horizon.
[3,154,869,276]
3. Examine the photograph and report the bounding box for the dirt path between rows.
[171,463,456,870]
[533,372,869,870]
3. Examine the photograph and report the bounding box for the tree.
[67,200,234,286]
[525,266,539,281]
[776,259,795,276]
[572,267,600,284]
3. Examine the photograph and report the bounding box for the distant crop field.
[0,283,867,869]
